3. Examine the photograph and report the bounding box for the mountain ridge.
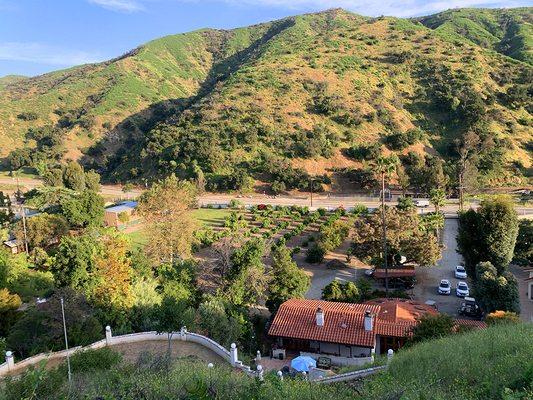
[1,7,531,191]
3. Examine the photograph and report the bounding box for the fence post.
[5,351,14,371]
[180,326,187,341]
[230,343,238,366]
[105,326,113,346]
[387,349,394,363]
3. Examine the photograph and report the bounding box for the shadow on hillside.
[81,18,296,183]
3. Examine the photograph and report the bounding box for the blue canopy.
[290,356,316,372]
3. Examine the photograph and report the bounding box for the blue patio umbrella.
[290,356,316,372]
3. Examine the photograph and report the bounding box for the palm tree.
[429,188,446,213]
[373,155,398,297]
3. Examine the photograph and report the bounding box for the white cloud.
[88,0,144,12]
[0,42,104,66]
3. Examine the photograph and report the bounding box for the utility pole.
[310,178,314,208]
[60,297,72,384]
[381,172,389,298]
[20,205,29,254]
[458,171,464,212]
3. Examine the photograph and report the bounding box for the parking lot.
[412,218,468,315]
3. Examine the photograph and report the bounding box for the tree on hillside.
[473,261,520,314]
[6,288,102,358]
[226,239,268,306]
[409,314,455,344]
[0,288,21,336]
[266,245,310,312]
[198,297,244,348]
[352,207,441,268]
[457,196,519,275]
[15,213,69,250]
[52,231,100,289]
[92,231,134,325]
[154,296,196,356]
[60,190,104,228]
[63,161,86,192]
[429,188,446,213]
[138,175,197,264]
[396,196,415,212]
[512,219,532,266]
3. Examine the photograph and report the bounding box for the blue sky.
[0,0,529,77]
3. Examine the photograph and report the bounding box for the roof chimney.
[316,307,324,327]
[364,310,374,331]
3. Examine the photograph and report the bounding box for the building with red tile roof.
[269,298,486,363]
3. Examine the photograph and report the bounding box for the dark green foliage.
[384,128,424,150]
[409,313,456,344]
[266,245,310,312]
[63,161,86,191]
[345,168,377,189]
[69,347,122,373]
[322,280,360,303]
[473,261,520,313]
[311,82,342,115]
[457,196,519,275]
[290,124,340,158]
[60,190,104,228]
[345,143,381,161]
[6,287,103,358]
[513,219,533,266]
[305,244,326,263]
[396,196,415,211]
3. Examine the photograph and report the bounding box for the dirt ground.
[110,340,225,365]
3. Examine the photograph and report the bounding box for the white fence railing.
[0,327,255,378]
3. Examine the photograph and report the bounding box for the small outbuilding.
[104,201,139,228]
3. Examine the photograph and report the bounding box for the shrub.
[69,348,122,373]
[306,244,326,263]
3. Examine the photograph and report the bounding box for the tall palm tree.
[373,155,398,297]
[429,188,446,214]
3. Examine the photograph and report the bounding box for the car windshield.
[440,282,449,288]
[457,266,465,272]
[458,283,468,290]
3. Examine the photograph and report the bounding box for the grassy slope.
[417,8,533,64]
[164,9,530,185]
[0,8,531,187]
[363,322,533,399]
[3,322,530,399]
[0,26,269,157]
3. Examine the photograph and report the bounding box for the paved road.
[3,176,532,217]
[412,219,466,315]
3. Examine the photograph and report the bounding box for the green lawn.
[191,208,231,227]
[124,208,231,250]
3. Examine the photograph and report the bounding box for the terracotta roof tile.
[268,299,379,348]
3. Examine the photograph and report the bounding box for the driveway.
[412,218,466,315]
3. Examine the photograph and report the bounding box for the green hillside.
[1,8,531,190]
[417,8,533,64]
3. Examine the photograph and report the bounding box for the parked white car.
[456,281,470,297]
[415,199,430,208]
[455,265,467,279]
[438,279,451,295]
